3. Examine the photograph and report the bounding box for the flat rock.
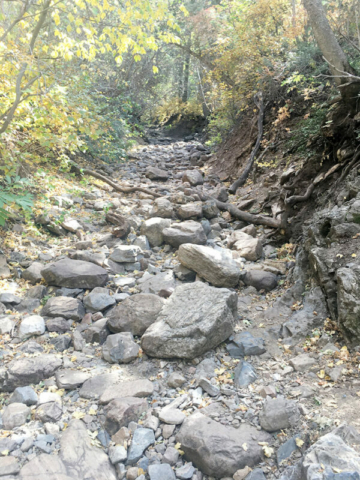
[228,332,266,357]
[146,166,169,180]
[163,220,207,248]
[178,202,203,220]
[290,354,317,372]
[56,369,91,389]
[178,244,240,288]
[79,372,122,400]
[0,354,62,392]
[138,271,176,295]
[41,297,85,321]
[104,397,148,435]
[99,379,154,404]
[176,412,271,477]
[107,293,164,336]
[149,464,176,480]
[83,287,116,312]
[0,456,20,476]
[41,258,108,289]
[159,408,186,425]
[109,245,143,263]
[141,282,237,359]
[126,428,155,465]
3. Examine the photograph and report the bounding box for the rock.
[167,372,186,388]
[277,436,298,465]
[22,262,44,284]
[159,407,186,425]
[163,221,207,248]
[148,464,176,480]
[41,258,108,288]
[173,264,196,282]
[0,316,15,334]
[36,401,62,423]
[25,285,48,299]
[0,292,21,304]
[0,354,62,392]
[106,212,131,238]
[79,372,122,400]
[198,377,219,396]
[233,466,252,480]
[146,166,169,180]
[82,318,109,344]
[337,266,360,340]
[18,315,45,340]
[176,412,271,477]
[41,296,85,321]
[228,231,263,261]
[109,245,143,263]
[83,287,116,312]
[107,294,164,336]
[243,270,278,292]
[245,469,266,480]
[61,218,82,233]
[72,330,85,351]
[178,203,203,220]
[227,332,266,357]
[234,360,257,387]
[178,244,240,288]
[150,197,174,218]
[290,354,317,371]
[55,369,91,389]
[163,446,180,465]
[0,456,20,476]
[259,397,300,432]
[138,271,176,295]
[8,386,38,406]
[104,397,148,435]
[182,170,203,186]
[51,334,71,352]
[126,428,155,465]
[99,379,154,404]
[0,254,10,278]
[141,282,237,359]
[140,218,171,247]
[202,199,219,219]
[2,402,30,429]
[108,445,127,464]
[102,332,139,364]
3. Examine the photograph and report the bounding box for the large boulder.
[176,412,271,477]
[163,221,207,248]
[41,258,108,289]
[178,244,240,288]
[140,218,171,247]
[228,231,263,261]
[107,293,164,336]
[337,266,360,340]
[141,282,237,359]
[0,354,62,392]
[41,296,85,321]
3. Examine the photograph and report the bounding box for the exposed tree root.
[70,164,162,198]
[229,92,264,194]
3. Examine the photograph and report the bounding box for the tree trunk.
[302,0,354,86]
[182,42,191,103]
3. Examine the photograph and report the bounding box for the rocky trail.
[1,138,360,480]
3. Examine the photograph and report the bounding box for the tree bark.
[302,0,354,86]
[182,41,191,103]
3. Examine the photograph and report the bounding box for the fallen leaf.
[263,445,274,457]
[295,438,304,448]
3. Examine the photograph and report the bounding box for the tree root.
[70,164,162,198]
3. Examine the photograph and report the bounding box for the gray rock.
[0,293,21,304]
[259,397,300,432]
[163,220,207,248]
[102,332,139,364]
[72,330,85,351]
[159,407,186,425]
[22,262,44,284]
[141,282,237,359]
[234,360,257,387]
[149,464,176,480]
[337,266,360,340]
[228,231,263,261]
[104,397,148,435]
[18,315,45,340]
[83,287,116,312]
[182,170,203,186]
[176,412,271,477]
[126,428,155,465]
[198,377,219,396]
[79,372,122,400]
[140,218,171,247]
[36,401,62,423]
[167,372,186,388]
[107,294,164,336]
[175,463,195,480]
[0,456,20,476]
[25,285,48,299]
[82,318,109,344]
[0,316,15,334]
[2,402,30,429]
[109,245,143,263]
[277,436,299,465]
[51,334,71,352]
[0,354,62,392]
[8,386,38,406]
[41,297,85,321]
[290,354,316,372]
[228,332,266,357]
[46,317,72,333]
[55,369,91,389]
[243,270,278,292]
[108,445,127,464]
[163,446,179,465]
[0,254,10,278]
[41,258,108,288]
[99,379,154,404]
[146,166,169,180]
[178,244,240,288]
[245,469,266,480]
[202,199,219,219]
[178,202,203,220]
[173,264,196,282]
[138,271,176,295]
[150,197,174,218]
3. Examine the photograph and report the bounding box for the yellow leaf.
[73,411,85,419]
[71,356,77,362]
[295,438,304,448]
[263,445,274,457]
[242,442,248,451]
[88,408,97,415]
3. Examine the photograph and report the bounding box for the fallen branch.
[229,92,264,194]
[70,164,161,198]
